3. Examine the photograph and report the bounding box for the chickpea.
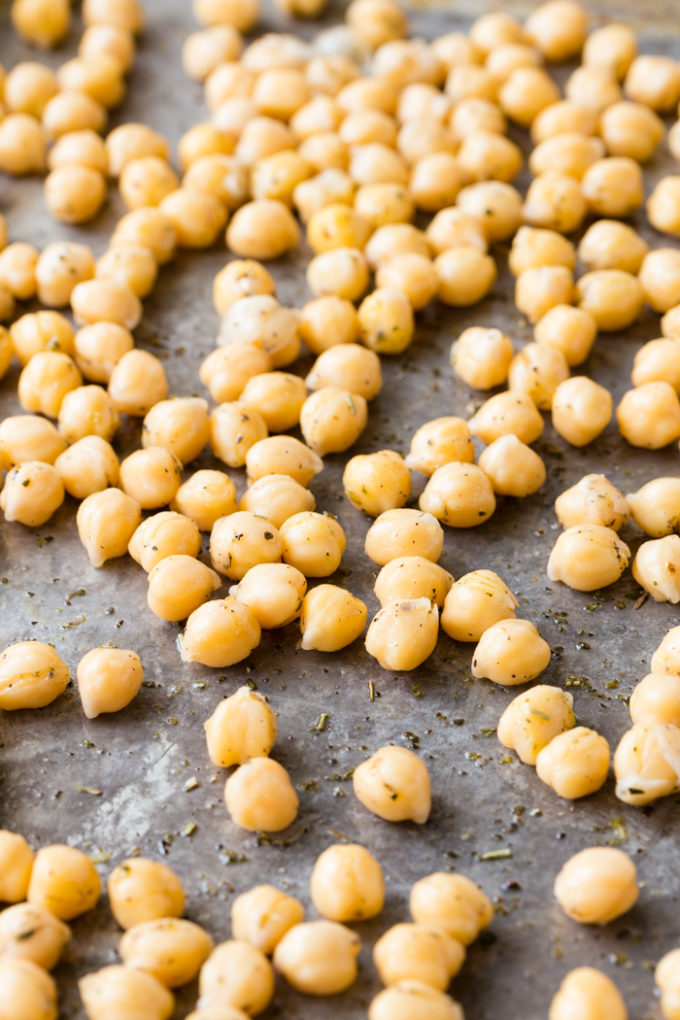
[0,242,39,300]
[111,208,176,264]
[4,62,58,118]
[582,22,636,80]
[366,223,430,268]
[508,226,575,277]
[554,846,637,923]
[536,726,611,799]
[555,474,629,532]
[373,923,464,991]
[1,461,64,528]
[639,249,680,314]
[225,200,299,259]
[33,243,94,310]
[410,872,493,945]
[251,147,311,206]
[424,214,483,263]
[0,958,57,1020]
[57,384,120,445]
[0,325,11,378]
[0,113,46,174]
[600,101,665,163]
[498,685,575,766]
[547,523,630,590]
[306,345,379,402]
[457,180,523,242]
[656,951,680,1020]
[204,62,255,110]
[534,305,596,367]
[291,95,343,138]
[108,858,184,930]
[272,920,361,998]
[119,918,213,989]
[632,338,680,393]
[478,435,546,497]
[529,133,604,180]
[77,647,143,719]
[108,350,168,416]
[565,66,622,115]
[357,287,413,353]
[345,0,407,48]
[204,686,276,768]
[485,43,543,82]
[499,67,560,127]
[106,124,169,178]
[341,449,410,516]
[82,0,144,31]
[396,122,455,167]
[58,54,125,110]
[224,756,298,833]
[77,487,142,567]
[435,247,497,307]
[236,116,296,166]
[178,124,235,172]
[246,436,323,486]
[293,169,355,224]
[279,510,345,576]
[515,266,575,327]
[469,391,544,445]
[374,557,452,610]
[524,0,587,61]
[71,278,142,331]
[419,462,496,528]
[0,415,66,468]
[632,536,680,603]
[669,121,680,165]
[300,386,368,455]
[511,342,570,411]
[213,262,275,319]
[635,674,680,728]
[615,720,680,805]
[210,511,282,580]
[405,417,474,477]
[181,597,261,667]
[79,24,136,71]
[578,220,649,276]
[147,555,220,622]
[530,99,598,143]
[648,175,680,238]
[306,203,371,256]
[54,436,118,500]
[239,372,306,434]
[159,187,227,249]
[550,968,628,1020]
[118,156,178,210]
[625,54,680,112]
[627,478,680,537]
[27,845,100,921]
[196,943,272,1020]
[471,617,551,686]
[365,508,443,564]
[355,182,414,228]
[523,171,586,233]
[582,156,644,219]
[42,91,107,140]
[300,584,367,651]
[79,965,173,1020]
[375,252,437,310]
[431,32,480,71]
[445,65,498,105]
[551,376,612,446]
[449,97,506,140]
[576,269,644,332]
[143,397,209,465]
[440,569,517,643]
[336,75,399,116]
[0,831,34,903]
[408,152,462,213]
[0,641,67,713]
[231,562,306,628]
[210,402,268,468]
[219,296,301,369]
[369,981,464,1020]
[193,0,259,31]
[0,902,70,970]
[184,154,248,210]
[0,286,14,325]
[308,844,383,923]
[662,305,680,338]
[96,244,158,299]
[617,382,680,448]
[365,597,439,671]
[231,886,303,957]
[240,474,314,528]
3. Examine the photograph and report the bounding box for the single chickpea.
[0,902,70,970]
[342,450,411,516]
[662,305,680,338]
[555,474,629,531]
[366,223,430,268]
[193,0,259,31]
[354,182,414,229]
[435,247,497,307]
[469,391,544,445]
[582,23,636,79]
[472,617,551,686]
[17,351,82,420]
[445,65,498,105]
[0,641,68,711]
[374,557,453,609]
[184,153,249,210]
[210,511,283,580]
[106,124,169,177]
[614,720,680,805]
[450,327,512,391]
[485,43,543,82]
[0,242,39,300]
[231,886,303,957]
[425,209,487,259]
[633,536,680,603]
[469,10,527,54]
[639,249,680,314]
[240,372,307,434]
[79,966,173,1020]
[450,96,506,140]
[306,344,380,401]
[358,287,414,353]
[627,478,680,537]
[457,180,523,242]
[245,436,323,486]
[0,286,14,325]
[119,447,183,509]
[578,220,649,276]
[365,508,443,565]
[534,305,597,366]
[27,845,100,921]
[310,844,384,923]
[55,436,120,499]
[478,435,546,497]
[499,67,561,127]
[396,121,455,167]
[375,252,437,310]
[57,54,125,109]
[576,269,644,332]
[159,187,227,249]
[107,857,184,931]
[120,918,213,989]
[530,99,598,142]
[529,133,604,180]
[410,872,493,945]
[300,386,368,455]
[218,296,301,369]
[669,121,680,165]
[305,250,368,304]
[547,523,630,590]
[409,152,463,213]
[441,569,517,642]
[346,0,407,48]
[204,686,276,768]
[353,745,429,822]
[225,757,298,832]
[498,685,575,765]
[405,418,474,477]
[198,941,273,1018]
[226,200,300,259]
[77,647,143,719]
[0,113,46,174]
[550,968,628,1020]
[273,920,360,997]
[119,156,178,210]
[306,203,371,255]
[0,415,66,467]
[582,156,644,218]
[236,116,296,166]
[631,674,680,727]
[4,62,58,118]
[128,512,201,572]
[373,923,464,991]
[536,726,611,798]
[96,243,158,299]
[0,325,11,378]
[617,382,680,448]
[71,278,142,331]
[601,101,664,163]
[551,376,613,446]
[515,266,575,327]
[108,349,168,416]
[525,0,588,61]
[178,124,235,172]
[648,176,680,238]
[240,474,314,528]
[213,261,275,318]
[42,92,108,139]
[231,562,306,628]
[565,66,622,114]
[508,228,575,279]
[419,462,496,528]
[143,397,210,464]
[0,959,57,1020]
[181,598,262,667]
[633,338,680,392]
[77,487,142,567]
[83,0,145,32]
[57,384,120,445]
[293,169,355,224]
[336,75,399,115]
[111,208,176,263]
[34,242,95,309]
[204,62,255,110]
[0,830,34,903]
[431,31,480,71]
[369,981,464,1020]
[279,510,345,577]
[625,54,680,112]
[252,68,310,122]
[509,341,570,409]
[300,584,367,651]
[554,846,638,923]
[210,402,268,468]
[291,95,344,138]
[523,171,586,233]
[79,24,136,71]
[366,597,439,670]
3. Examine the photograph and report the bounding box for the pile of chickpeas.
[6,0,680,1014]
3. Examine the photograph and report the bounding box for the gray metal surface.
[1,1,680,1017]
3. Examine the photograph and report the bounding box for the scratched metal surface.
[1,1,680,1017]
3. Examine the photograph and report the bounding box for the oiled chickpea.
[129,512,200,572]
[0,242,39,300]
[193,0,259,31]
[273,920,360,997]
[529,133,604,180]
[305,249,368,304]
[251,150,312,208]
[77,647,143,719]
[633,536,680,603]
[55,436,119,500]
[552,376,612,446]
[213,262,275,319]
[534,305,596,366]
[633,338,680,392]
[184,154,248,210]
[601,101,664,163]
[457,180,523,242]
[555,474,629,531]
[508,226,575,277]
[246,436,323,486]
[550,968,628,1020]
[107,858,184,931]
[662,305,680,338]
[478,435,546,497]
[279,510,345,576]
[79,22,136,70]
[300,386,368,455]
[419,462,496,528]
[0,902,69,970]
[405,417,474,477]
[410,872,493,945]
[530,99,598,143]
[353,744,430,822]
[306,344,380,401]
[0,958,57,1020]
[0,415,66,467]
[576,270,644,332]
[27,845,100,921]
[218,296,300,369]
[409,152,463,213]
[58,54,125,110]
[472,617,551,686]
[365,223,430,268]
[252,66,309,121]
[342,450,411,516]
[374,556,452,609]
[231,886,303,956]
[35,242,95,309]
[0,831,34,903]
[445,65,498,104]
[42,91,107,139]
[375,252,437,310]
[111,208,176,264]
[537,725,610,798]
[625,54,680,112]
[355,182,413,228]
[231,562,306,628]
[210,401,268,468]
[615,720,680,805]
[57,384,120,444]
[77,487,142,567]
[498,685,575,765]
[468,11,526,55]
[18,351,82,419]
[96,243,158,299]
[79,966,173,1020]
[525,0,587,61]
[120,918,213,989]
[198,941,273,1018]
[310,844,384,923]
[640,249,680,313]
[240,372,306,434]
[226,200,300,259]
[499,67,560,127]
[106,124,169,178]
[143,397,210,464]
[180,597,261,667]
[358,287,414,354]
[583,22,636,80]
[441,569,517,642]
[291,95,343,138]
[210,511,282,580]
[515,266,574,326]
[554,846,637,923]
[582,156,644,219]
[631,673,680,728]
[578,220,649,276]
[306,203,371,255]
[300,584,367,651]
[296,131,348,173]
[108,350,168,416]
[369,981,464,1020]
[648,176,680,238]
[178,124,234,173]
[4,62,58,118]
[485,43,543,82]
[373,923,464,991]
[469,391,544,445]
[240,474,314,528]
[627,478,680,537]
[565,66,622,114]
[523,171,586,234]
[435,247,497,307]
[547,523,630,590]
[236,116,296,166]
[204,686,276,768]
[366,597,439,670]
[0,641,68,711]
[617,382,680,448]
[508,340,570,409]
[159,187,227,249]
[449,97,506,140]
[71,278,142,331]
[365,508,443,564]
[293,169,355,224]
[119,446,182,509]
[0,113,46,174]
[225,757,298,832]
[82,0,145,32]
[119,156,178,210]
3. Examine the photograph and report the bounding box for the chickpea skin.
[627,478,680,537]
[373,923,464,991]
[28,845,100,920]
[273,920,360,996]
[204,686,276,768]
[550,968,628,1020]
[0,830,34,903]
[76,487,142,567]
[299,585,367,651]
[468,391,544,445]
[1,462,64,528]
[0,902,70,970]
[353,744,431,823]
[478,435,546,497]
[441,569,517,642]
[554,846,638,923]
[279,511,345,577]
[108,858,184,930]
[498,685,575,765]
[551,376,613,446]
[451,326,513,390]
[419,462,496,528]
[472,617,551,686]
[369,981,464,1020]
[548,524,630,590]
[148,556,222,622]
[225,757,298,832]
[181,598,262,667]
[0,958,57,1020]
[310,844,384,922]
[555,474,629,531]
[410,872,493,945]
[78,966,173,1020]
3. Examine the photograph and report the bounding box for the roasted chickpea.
[405,417,473,477]
[210,402,268,468]
[551,376,612,446]
[639,249,680,314]
[547,523,630,590]
[565,66,622,115]
[554,846,638,923]
[27,845,100,921]
[498,685,575,765]
[306,345,380,402]
[310,844,384,923]
[358,287,414,353]
[4,62,58,118]
[42,91,107,139]
[183,153,248,210]
[445,65,498,104]
[582,23,636,79]
[373,923,464,991]
[119,156,178,210]
[366,222,430,268]
[485,43,543,82]
[0,242,39,300]
[469,391,544,445]
[648,175,680,238]
[18,351,82,419]
[0,642,68,711]
[77,647,143,719]
[440,569,517,643]
[0,958,57,1020]
[106,124,169,178]
[374,556,452,609]
[365,507,443,564]
[108,349,168,416]
[231,562,306,628]
[525,0,587,61]
[57,384,120,444]
[353,744,430,822]
[534,305,596,366]
[293,168,354,223]
[119,447,182,509]
[601,101,664,162]
[82,0,145,32]
[128,511,201,572]
[198,941,273,1019]
[627,478,680,537]
[523,171,586,233]
[273,920,359,997]
[178,123,234,172]
[0,415,66,468]
[79,24,136,71]
[530,99,598,142]
[224,199,300,259]
[210,511,282,580]
[499,66,560,126]
[578,219,648,275]
[478,435,546,497]
[456,180,523,241]
[450,327,512,391]
[633,536,680,603]
[55,436,119,500]
[240,474,314,528]
[354,182,414,229]
[529,132,604,180]
[204,686,276,768]
[96,243,158,299]
[555,474,629,531]
[435,247,497,307]
[450,96,506,140]
[625,54,680,112]
[79,965,173,1020]
[508,226,575,277]
[0,113,46,174]
[159,187,227,248]
[581,156,644,218]
[537,726,611,798]
[219,296,300,368]
[143,397,210,464]
[425,209,487,258]
[107,857,184,930]
[0,901,70,970]
[614,720,680,805]
[472,617,551,686]
[34,242,94,310]
[632,338,680,392]
[366,598,439,671]
[305,247,369,302]
[180,597,261,667]
[662,305,680,338]
[77,487,141,567]
[245,435,322,486]
[231,886,303,959]
[71,278,142,331]
[550,968,628,1020]
[225,757,298,832]
[419,462,496,528]
[342,450,410,516]
[300,386,368,455]
[119,918,213,989]
[279,510,345,576]
[576,269,644,331]
[515,266,574,325]
[631,672,680,728]
[617,382,680,448]
[410,872,493,945]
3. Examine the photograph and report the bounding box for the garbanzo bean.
[369,981,464,1020]
[0,958,57,1020]
[478,435,546,497]
[193,0,258,31]
[498,685,575,765]
[633,536,680,603]
[405,417,474,476]
[57,54,125,110]
[435,247,497,307]
[27,845,100,921]
[273,920,360,996]
[226,199,300,259]
[231,562,306,628]
[178,123,235,172]
[245,435,323,486]
[71,278,142,331]
[35,242,95,309]
[508,341,570,409]
[601,101,664,162]
[218,295,301,368]
[210,511,283,580]
[129,511,201,572]
[96,243,158,299]
[633,338,680,392]
[525,0,587,61]
[419,462,496,528]
[76,647,143,720]
[299,584,367,651]
[42,91,107,140]
[0,640,68,712]
[534,305,597,366]
[639,249,680,314]
[528,132,604,179]
[468,391,544,445]
[0,287,13,326]
[240,372,306,434]
[662,305,680,338]
[617,382,680,448]
[108,858,184,930]
[440,569,517,642]
[0,113,46,174]
[582,22,637,79]
[310,844,384,922]
[366,222,430,268]
[119,918,213,989]
[293,168,354,223]
[409,152,462,213]
[615,720,680,805]
[555,474,629,531]
[240,474,314,528]
[236,115,296,166]
[77,487,141,567]
[55,436,119,500]
[547,523,630,590]
[213,261,275,318]
[159,187,227,248]
[1,461,64,528]
[299,387,368,455]
[353,743,430,822]
[119,156,178,211]
[523,171,586,233]
[530,99,598,142]
[651,628,680,678]
[550,968,628,1020]
[181,595,259,672]
[148,555,221,621]
[142,397,209,464]
[298,297,360,356]
[656,952,680,1020]
[582,156,644,218]
[451,326,513,390]
[648,175,680,238]
[82,0,145,32]
[515,266,575,326]
[374,556,453,609]
[409,872,493,945]
[18,351,82,419]
[537,726,611,798]
[106,124,169,178]
[57,384,120,444]
[426,208,487,257]
[576,269,644,332]
[198,941,273,1017]
[0,415,66,467]
[111,208,176,263]
[0,831,34,903]
[551,376,612,446]
[366,597,439,670]
[365,508,443,565]
[0,242,38,300]
[4,61,58,118]
[445,64,498,104]
[354,181,413,229]
[0,901,70,970]
[279,510,345,576]
[627,478,680,537]
[183,157,246,216]
[449,95,505,139]
[119,447,182,509]
[499,66,560,127]
[373,923,464,991]
[78,965,173,1020]
[224,757,298,832]
[79,23,136,71]
[554,846,637,923]
[204,686,276,768]
[472,617,551,685]
[231,885,304,956]
[306,345,381,403]
[624,54,680,112]
[200,345,271,405]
